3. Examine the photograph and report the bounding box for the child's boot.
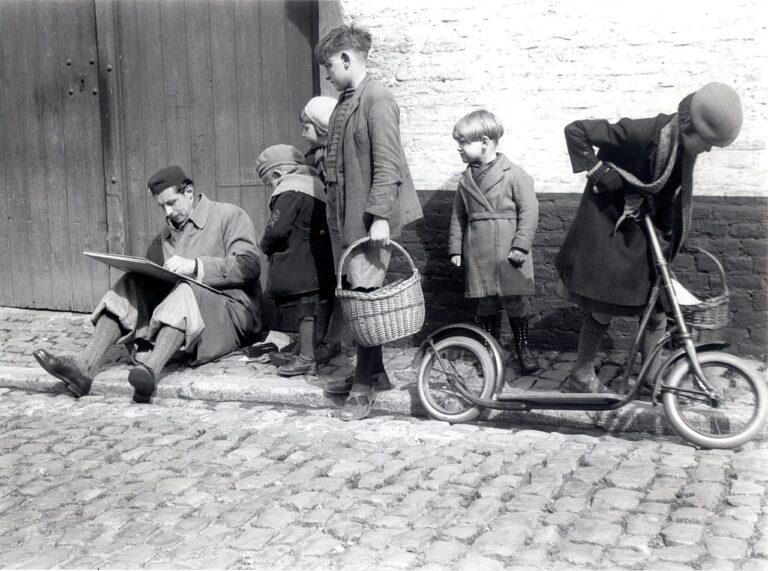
[475,312,500,340]
[314,298,343,365]
[278,316,318,377]
[509,316,539,375]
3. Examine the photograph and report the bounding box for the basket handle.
[686,246,728,293]
[336,237,419,290]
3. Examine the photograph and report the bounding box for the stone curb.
[0,364,693,438]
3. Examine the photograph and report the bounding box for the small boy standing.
[300,96,337,185]
[256,145,335,377]
[449,110,540,374]
[315,24,423,421]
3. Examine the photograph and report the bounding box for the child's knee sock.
[572,313,611,376]
[350,344,376,394]
[299,316,316,361]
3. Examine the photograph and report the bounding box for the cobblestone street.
[0,387,766,570]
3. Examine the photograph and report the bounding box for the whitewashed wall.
[319,0,767,197]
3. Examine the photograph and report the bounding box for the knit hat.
[678,82,742,147]
[299,96,338,137]
[255,144,305,179]
[147,165,193,195]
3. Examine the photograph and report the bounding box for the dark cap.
[147,165,193,195]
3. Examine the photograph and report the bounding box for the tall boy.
[315,24,423,421]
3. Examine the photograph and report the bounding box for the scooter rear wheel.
[662,351,768,449]
[417,336,496,423]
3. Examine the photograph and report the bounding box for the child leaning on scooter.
[449,109,540,374]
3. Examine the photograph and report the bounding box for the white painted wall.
[320,0,767,196]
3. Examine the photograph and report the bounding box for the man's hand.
[507,249,526,267]
[368,217,390,247]
[164,255,196,277]
[451,255,462,267]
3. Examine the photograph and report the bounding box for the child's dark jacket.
[555,114,683,314]
[449,153,538,298]
[260,171,334,299]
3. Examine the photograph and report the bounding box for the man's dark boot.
[509,316,539,375]
[33,350,93,398]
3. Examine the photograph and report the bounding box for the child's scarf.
[270,166,326,204]
[606,115,696,258]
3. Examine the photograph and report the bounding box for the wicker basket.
[680,247,730,343]
[336,238,425,347]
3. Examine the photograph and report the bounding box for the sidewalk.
[1,306,765,439]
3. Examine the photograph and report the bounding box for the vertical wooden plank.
[185,0,216,197]
[241,184,268,291]
[56,0,110,310]
[160,0,192,171]
[36,0,74,308]
[115,0,152,257]
[136,0,169,252]
[1,1,37,307]
[259,0,288,147]
[285,0,315,149]
[235,0,263,188]
[20,2,56,307]
[210,0,239,188]
[0,1,19,305]
[95,0,127,264]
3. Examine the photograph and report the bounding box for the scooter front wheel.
[662,351,768,449]
[417,336,496,424]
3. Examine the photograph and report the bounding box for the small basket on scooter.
[678,247,730,343]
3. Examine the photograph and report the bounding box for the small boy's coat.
[449,153,538,298]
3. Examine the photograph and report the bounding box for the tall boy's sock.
[78,313,123,376]
[641,315,667,383]
[350,344,376,394]
[143,325,185,376]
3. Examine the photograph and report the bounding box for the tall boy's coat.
[326,75,423,247]
[449,154,538,298]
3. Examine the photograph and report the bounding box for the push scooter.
[414,212,767,449]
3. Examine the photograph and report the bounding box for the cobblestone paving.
[0,388,766,570]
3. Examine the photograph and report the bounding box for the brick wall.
[395,193,767,358]
[316,0,768,357]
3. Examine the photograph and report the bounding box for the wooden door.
[0,0,110,312]
[109,0,317,260]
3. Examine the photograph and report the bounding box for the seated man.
[34,166,263,403]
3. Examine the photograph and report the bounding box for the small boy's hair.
[452,110,505,142]
[314,24,372,65]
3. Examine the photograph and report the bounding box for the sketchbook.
[83,251,222,294]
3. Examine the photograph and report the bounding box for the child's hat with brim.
[256,144,305,178]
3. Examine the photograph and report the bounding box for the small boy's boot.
[475,313,500,340]
[509,316,539,375]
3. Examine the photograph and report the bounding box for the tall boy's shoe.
[323,371,393,395]
[33,349,92,398]
[314,341,341,365]
[339,389,376,421]
[128,363,156,404]
[509,316,539,375]
[277,355,318,377]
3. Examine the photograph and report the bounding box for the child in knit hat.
[256,144,335,377]
[300,96,337,184]
[300,95,345,366]
[556,82,742,393]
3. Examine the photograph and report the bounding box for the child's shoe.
[277,355,318,377]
